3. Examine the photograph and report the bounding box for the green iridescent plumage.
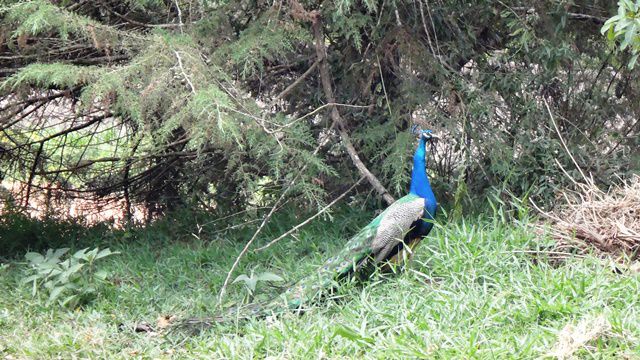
[275,193,427,309]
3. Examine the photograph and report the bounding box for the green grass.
[1,207,639,359]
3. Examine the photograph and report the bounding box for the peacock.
[179,128,438,329]
[275,128,438,308]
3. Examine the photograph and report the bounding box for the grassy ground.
[0,207,639,359]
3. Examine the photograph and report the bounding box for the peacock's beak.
[427,132,440,140]
[420,132,440,142]
[411,126,441,141]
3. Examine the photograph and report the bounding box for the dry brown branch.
[418,0,437,60]
[544,98,589,184]
[217,169,303,304]
[532,99,640,256]
[310,14,394,205]
[279,102,373,130]
[174,50,195,93]
[510,7,607,24]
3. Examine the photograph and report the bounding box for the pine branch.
[7,113,111,152]
[106,8,184,28]
[308,11,395,205]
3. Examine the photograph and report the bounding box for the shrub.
[21,247,118,308]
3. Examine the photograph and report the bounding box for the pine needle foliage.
[0,0,638,222]
[2,63,102,90]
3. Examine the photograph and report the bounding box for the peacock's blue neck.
[409,137,437,219]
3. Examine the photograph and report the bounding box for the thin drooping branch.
[0,92,74,128]
[8,113,110,151]
[510,7,606,24]
[310,16,395,205]
[566,12,606,24]
[0,90,76,114]
[279,102,373,130]
[273,59,319,102]
[216,128,332,303]
[544,99,590,184]
[217,174,300,304]
[24,142,44,208]
[255,176,365,252]
[419,0,441,66]
[174,50,196,94]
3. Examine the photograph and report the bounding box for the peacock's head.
[411,125,438,142]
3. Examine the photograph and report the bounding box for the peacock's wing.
[370,194,426,261]
[277,193,426,309]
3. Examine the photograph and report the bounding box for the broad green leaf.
[232,274,250,284]
[233,274,258,292]
[51,248,69,260]
[621,23,637,49]
[21,274,39,284]
[95,248,117,260]
[255,272,284,282]
[603,14,623,28]
[332,325,374,345]
[246,278,257,292]
[94,270,108,281]
[25,252,44,264]
[63,263,85,277]
[615,18,631,33]
[38,260,59,269]
[44,280,55,290]
[608,26,616,41]
[37,267,55,276]
[48,285,66,303]
[628,53,639,68]
[61,294,78,307]
[48,268,62,277]
[87,248,99,259]
[73,248,90,260]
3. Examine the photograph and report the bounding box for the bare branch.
[543,99,590,184]
[311,16,395,205]
[273,59,319,103]
[174,50,196,94]
[255,176,365,252]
